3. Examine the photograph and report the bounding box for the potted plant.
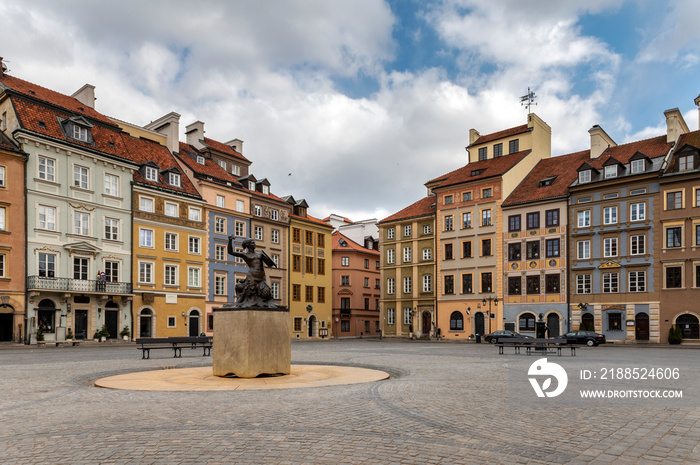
[119,325,130,341]
[36,328,45,347]
[66,328,74,342]
[93,330,100,342]
[98,325,110,342]
[668,326,683,345]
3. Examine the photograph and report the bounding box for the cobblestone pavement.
[1,340,699,464]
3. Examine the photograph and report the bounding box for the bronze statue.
[226,236,280,308]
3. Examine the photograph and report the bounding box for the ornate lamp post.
[482,296,498,334]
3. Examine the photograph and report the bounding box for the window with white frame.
[482,209,492,226]
[423,275,432,292]
[164,265,177,286]
[38,253,55,277]
[254,205,262,217]
[215,275,226,295]
[248,181,255,191]
[73,212,90,236]
[403,277,412,294]
[403,308,411,325]
[232,165,240,176]
[341,257,349,267]
[104,174,119,196]
[189,236,201,254]
[629,271,646,292]
[140,197,154,212]
[577,210,590,228]
[462,212,472,229]
[218,160,226,170]
[603,272,619,293]
[272,254,279,267]
[73,166,89,189]
[604,165,617,179]
[603,237,618,257]
[38,156,55,182]
[164,202,178,218]
[168,172,181,187]
[235,221,245,237]
[388,228,395,239]
[215,244,226,261]
[164,232,178,251]
[603,206,617,224]
[423,248,432,260]
[262,185,269,195]
[387,308,395,325]
[271,281,279,299]
[404,225,411,237]
[576,274,591,294]
[630,235,645,255]
[0,207,4,231]
[216,195,225,208]
[577,240,590,259]
[104,261,119,282]
[215,217,226,234]
[236,200,245,213]
[423,224,431,234]
[403,247,412,263]
[72,124,88,142]
[444,215,453,231]
[139,262,154,284]
[145,166,158,182]
[387,249,395,264]
[188,267,201,287]
[197,155,205,165]
[578,170,591,183]
[188,207,201,222]
[139,228,154,248]
[104,218,119,241]
[271,229,279,244]
[387,278,395,294]
[38,205,56,231]
[0,165,4,187]
[271,210,278,221]
[254,226,263,241]
[630,202,645,222]
[631,159,645,174]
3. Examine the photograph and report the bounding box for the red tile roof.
[426,150,531,189]
[583,135,671,170]
[468,124,529,147]
[666,130,700,172]
[177,142,242,186]
[202,137,249,163]
[380,196,436,224]
[502,151,590,207]
[332,231,380,255]
[0,131,21,152]
[291,211,334,228]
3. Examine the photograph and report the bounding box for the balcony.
[27,276,132,294]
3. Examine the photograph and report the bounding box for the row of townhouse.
[381,103,700,343]
[0,63,333,343]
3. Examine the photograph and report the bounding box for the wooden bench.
[136,337,213,359]
[497,338,578,356]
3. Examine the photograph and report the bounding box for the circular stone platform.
[95,364,389,391]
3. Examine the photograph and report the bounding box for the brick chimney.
[144,112,181,154]
[71,84,96,109]
[589,125,616,158]
[185,121,205,150]
[664,108,689,144]
[225,138,243,154]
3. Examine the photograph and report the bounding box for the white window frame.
[271,281,279,300]
[236,200,245,213]
[603,206,618,225]
[216,195,225,208]
[630,202,646,222]
[145,166,158,182]
[0,165,4,187]
[188,267,202,288]
[577,210,590,228]
[271,229,279,244]
[139,228,154,248]
[38,156,56,182]
[188,236,201,255]
[577,240,590,260]
[188,207,201,222]
[341,257,349,267]
[423,248,432,260]
[403,308,411,325]
[232,165,240,176]
[38,252,56,277]
[164,202,178,218]
[73,124,88,142]
[403,247,411,263]
[403,277,411,294]
[603,237,618,258]
[164,264,178,286]
[423,275,432,292]
[73,165,89,189]
[576,274,591,294]
[254,226,263,241]
[404,225,411,237]
[0,207,4,231]
[215,244,226,261]
[38,205,56,231]
[387,308,395,325]
[197,155,205,165]
[218,160,226,170]
[73,212,90,236]
[630,235,645,255]
[164,232,178,251]
[630,159,644,174]
[604,165,617,179]
[104,217,119,241]
[578,170,591,184]
[271,210,279,221]
[388,228,395,239]
[629,271,646,293]
[423,224,431,234]
[215,217,226,234]
[215,275,227,295]
[387,278,395,295]
[603,272,619,293]
[254,205,262,217]
[104,173,119,196]
[235,221,245,237]
[387,249,395,264]
[168,172,181,187]
[139,261,154,284]
[140,196,154,213]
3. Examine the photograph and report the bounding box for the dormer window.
[471,169,484,177]
[145,167,158,182]
[168,173,181,187]
[248,181,255,190]
[262,185,269,195]
[630,159,645,174]
[679,154,694,171]
[539,176,557,187]
[218,160,226,170]
[604,165,617,179]
[73,125,88,142]
[197,156,205,165]
[232,165,240,176]
[579,170,591,184]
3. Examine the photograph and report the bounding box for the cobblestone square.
[1,340,698,464]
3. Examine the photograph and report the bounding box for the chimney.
[72,84,96,109]
[144,112,181,154]
[664,108,690,144]
[185,121,205,150]
[225,138,243,154]
[695,95,700,131]
[469,128,480,145]
[589,125,616,159]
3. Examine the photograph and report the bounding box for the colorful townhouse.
[378,196,436,338]
[568,111,688,343]
[501,150,589,337]
[0,72,137,343]
[425,113,551,339]
[0,130,27,342]
[331,231,381,337]
[286,197,333,338]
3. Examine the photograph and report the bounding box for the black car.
[484,330,532,344]
[556,330,606,346]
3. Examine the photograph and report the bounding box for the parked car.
[555,330,606,346]
[484,330,532,344]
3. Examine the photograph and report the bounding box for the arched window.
[139,308,153,338]
[519,312,536,331]
[37,299,56,333]
[676,314,699,339]
[450,311,463,330]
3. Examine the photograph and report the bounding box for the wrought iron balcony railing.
[27,276,132,294]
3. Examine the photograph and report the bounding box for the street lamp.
[482,296,498,334]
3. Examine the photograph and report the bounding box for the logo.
[528,358,568,398]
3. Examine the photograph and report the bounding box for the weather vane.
[520,87,537,114]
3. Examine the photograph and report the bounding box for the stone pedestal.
[212,306,290,378]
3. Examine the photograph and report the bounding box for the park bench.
[496,338,578,356]
[136,336,213,359]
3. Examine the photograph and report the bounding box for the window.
[272,282,280,300]
[667,191,683,210]
[482,188,492,198]
[482,209,491,226]
[387,228,395,239]
[478,147,487,160]
[292,255,301,272]
[666,227,682,248]
[140,197,154,213]
[423,248,432,260]
[317,287,325,303]
[292,316,303,332]
[603,206,617,225]
[462,274,473,294]
[254,226,263,241]
[423,224,431,234]
[545,239,559,257]
[139,262,153,284]
[168,173,181,187]
[603,237,618,257]
[189,236,201,254]
[603,272,619,293]
[0,207,4,231]
[38,157,55,182]
[387,249,395,264]
[444,275,454,294]
[463,192,472,202]
[578,170,591,184]
[196,155,205,165]
[73,212,90,236]
[404,225,412,237]
[188,267,201,287]
[423,275,432,292]
[403,277,412,294]
[508,276,521,295]
[482,239,492,256]
[364,259,370,269]
[165,202,178,218]
[444,215,453,231]
[215,244,226,261]
[235,221,245,237]
[272,254,280,268]
[303,230,313,246]
[236,200,245,213]
[493,143,503,158]
[631,159,645,174]
[271,229,279,244]
[387,308,395,325]
[403,247,412,263]
[463,241,473,258]
[38,253,55,277]
[216,195,225,208]
[630,188,647,196]
[104,174,119,196]
[526,212,539,229]
[462,212,472,229]
[608,313,622,331]
[188,207,201,222]
[341,275,350,286]
[292,228,301,243]
[481,273,493,293]
[577,240,590,259]
[679,154,694,171]
[72,124,88,142]
[629,271,646,292]
[509,139,519,153]
[630,235,645,255]
[545,209,559,227]
[217,160,227,171]
[526,241,539,259]
[444,195,453,205]
[450,312,464,330]
[164,232,178,251]
[508,242,522,262]
[577,210,590,228]
[666,267,682,288]
[165,265,177,286]
[292,285,301,301]
[104,261,119,282]
[630,203,645,222]
[387,278,395,294]
[577,274,591,294]
[215,217,226,233]
[545,274,560,293]
[364,277,370,288]
[509,215,521,232]
[139,228,154,248]
[305,286,314,302]
[444,243,453,260]
[526,275,540,294]
[73,257,88,280]
[520,313,535,331]
[145,166,158,182]
[232,165,240,176]
[104,218,119,241]
[305,256,314,274]
[604,165,617,178]
[38,205,56,231]
[341,257,349,267]
[73,166,89,189]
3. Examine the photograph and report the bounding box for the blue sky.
[1,0,699,221]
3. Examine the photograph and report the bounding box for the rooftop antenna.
[520,87,536,114]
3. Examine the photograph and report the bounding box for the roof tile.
[380,196,436,224]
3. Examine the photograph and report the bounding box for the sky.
[1,0,699,221]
